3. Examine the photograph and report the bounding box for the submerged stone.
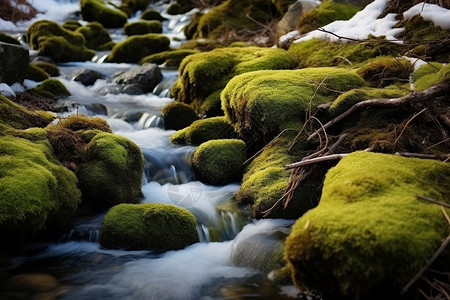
[285,151,450,299]
[113,63,162,93]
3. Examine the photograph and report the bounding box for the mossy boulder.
[167,3,182,15]
[141,49,199,67]
[0,42,29,85]
[26,64,50,82]
[413,63,450,91]
[99,203,199,250]
[140,9,166,21]
[76,132,144,211]
[221,67,365,141]
[80,0,128,28]
[26,20,95,62]
[62,19,83,31]
[123,20,162,36]
[119,0,152,16]
[192,139,246,185]
[171,46,297,116]
[107,33,170,63]
[161,102,199,130]
[171,116,236,145]
[75,22,113,50]
[356,56,413,87]
[30,62,60,76]
[29,79,71,99]
[297,0,360,34]
[285,151,450,299]
[0,135,81,250]
[0,95,51,130]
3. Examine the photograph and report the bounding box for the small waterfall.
[136,112,165,129]
[60,214,105,243]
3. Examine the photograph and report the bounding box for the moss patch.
[171,46,297,116]
[80,0,128,28]
[0,94,51,130]
[161,102,199,130]
[192,139,246,185]
[29,79,71,99]
[75,21,113,50]
[413,63,450,91]
[123,20,162,36]
[99,203,199,250]
[285,151,450,298]
[356,56,413,87]
[141,49,199,67]
[171,116,236,145]
[26,64,49,82]
[30,62,60,76]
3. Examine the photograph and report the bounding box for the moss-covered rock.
[80,0,128,28]
[140,8,166,21]
[107,33,170,63]
[413,63,450,91]
[62,19,83,31]
[221,67,365,141]
[167,3,182,15]
[119,0,152,16]
[0,95,51,130]
[0,135,81,250]
[171,46,297,116]
[76,132,144,211]
[285,151,450,299]
[30,62,60,76]
[0,42,29,85]
[29,79,71,99]
[26,20,95,62]
[141,49,199,67]
[99,203,199,250]
[192,139,246,185]
[161,102,199,130]
[171,116,236,145]
[297,0,360,34]
[26,64,50,82]
[123,20,162,36]
[357,56,413,87]
[75,21,113,50]
[288,38,402,68]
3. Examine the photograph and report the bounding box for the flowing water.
[1,1,302,299]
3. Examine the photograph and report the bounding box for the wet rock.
[122,83,145,95]
[113,63,162,94]
[276,0,319,37]
[0,41,29,85]
[72,68,103,86]
[2,273,59,294]
[162,102,199,131]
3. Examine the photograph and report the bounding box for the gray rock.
[0,42,29,85]
[72,68,103,86]
[113,63,162,94]
[277,0,320,37]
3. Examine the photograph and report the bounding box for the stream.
[1,1,302,299]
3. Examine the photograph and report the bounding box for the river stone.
[113,63,162,93]
[3,273,59,293]
[72,68,103,86]
[0,41,29,85]
[277,0,319,37]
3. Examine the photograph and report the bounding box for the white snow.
[404,2,450,30]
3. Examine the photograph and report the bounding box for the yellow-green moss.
[329,85,410,116]
[192,139,246,185]
[26,64,49,82]
[123,20,162,36]
[119,0,152,16]
[76,132,144,211]
[107,33,171,63]
[0,135,81,250]
[80,0,128,28]
[414,63,450,91]
[99,203,199,250]
[161,102,200,130]
[75,21,113,50]
[167,3,182,15]
[29,79,71,99]
[0,95,51,130]
[356,56,413,87]
[141,49,199,67]
[285,151,450,299]
[288,38,402,68]
[171,116,236,145]
[171,46,297,116]
[30,62,60,76]
[221,67,365,140]
[297,0,359,34]
[53,114,112,133]
[62,19,82,31]
[140,9,166,21]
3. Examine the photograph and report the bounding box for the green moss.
[119,0,151,16]
[62,19,82,31]
[53,114,112,133]
[0,31,21,45]
[192,139,246,185]
[141,49,199,67]
[140,9,166,21]
[288,38,402,68]
[0,135,81,250]
[356,56,413,87]
[30,62,60,76]
[80,0,128,28]
[329,85,410,116]
[167,3,182,15]
[183,12,203,40]
[285,151,450,298]
[99,203,198,250]
[172,46,297,116]
[0,95,51,130]
[76,132,144,211]
[30,79,71,99]
[123,20,162,36]
[107,33,171,63]
[161,102,199,130]
[171,116,236,145]
[26,64,49,82]
[297,0,359,34]
[412,62,442,82]
[222,67,365,140]
[75,22,113,50]
[414,63,450,91]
